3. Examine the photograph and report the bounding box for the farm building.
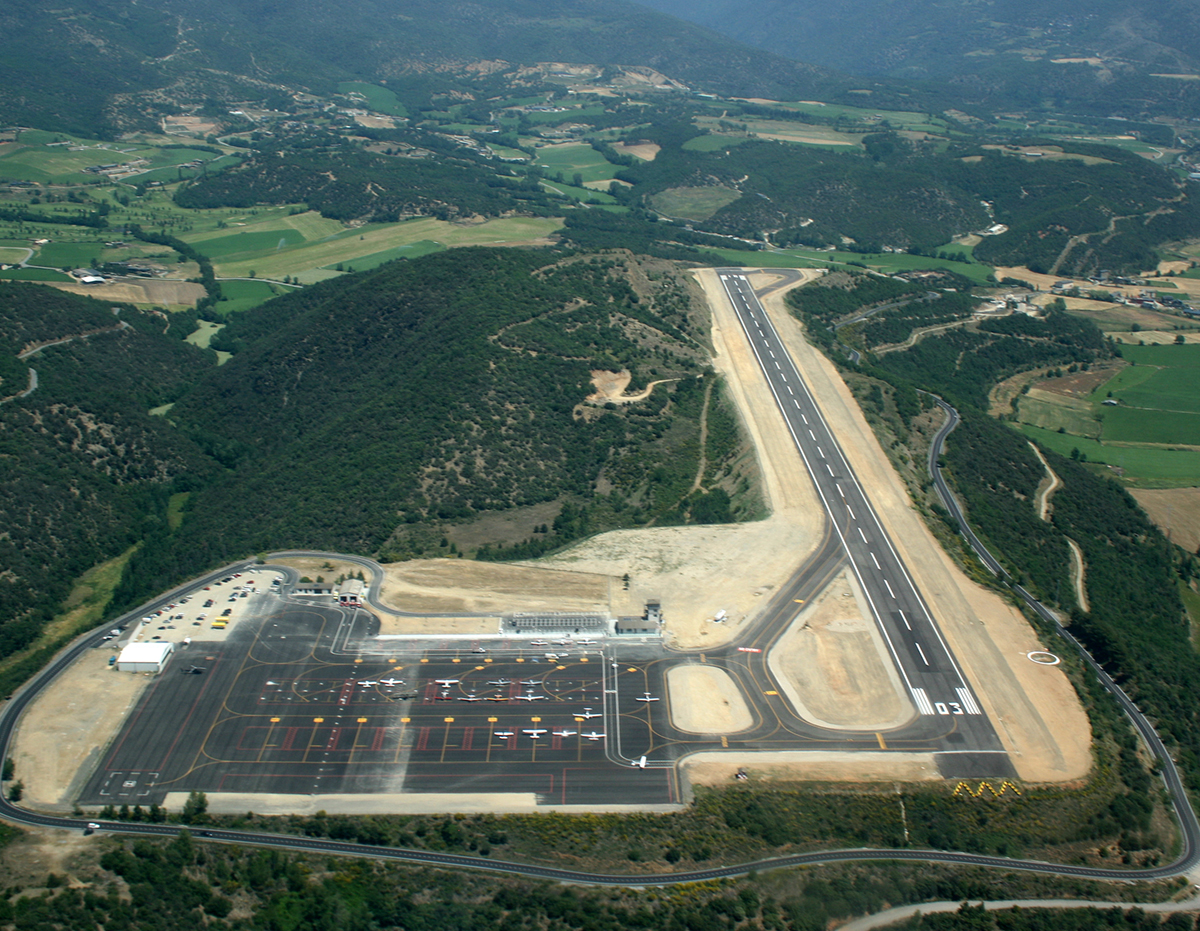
[115,642,174,673]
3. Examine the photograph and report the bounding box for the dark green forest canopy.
[617,135,1200,273]
[115,247,740,606]
[0,283,216,659]
[174,146,561,222]
[787,286,1200,788]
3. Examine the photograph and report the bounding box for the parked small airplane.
[358,680,377,687]
[635,692,660,702]
[635,755,647,769]
[486,695,509,702]
[434,679,460,686]
[379,678,404,687]
[712,609,727,623]
[487,679,512,686]
[583,731,606,740]
[494,731,514,738]
[577,708,601,720]
[517,679,541,686]
[530,640,549,646]
[522,728,547,738]
[460,693,482,702]
[513,692,546,701]
[553,729,577,738]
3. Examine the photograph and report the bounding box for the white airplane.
[434,679,460,686]
[583,731,606,740]
[713,609,728,623]
[487,679,512,686]
[577,708,601,720]
[266,681,279,686]
[522,728,547,738]
[517,679,541,686]
[635,755,647,769]
[530,640,549,646]
[379,678,404,687]
[553,729,577,737]
[513,692,546,701]
[459,693,482,702]
[494,731,514,738]
[578,638,596,645]
[635,692,660,702]
[359,680,377,687]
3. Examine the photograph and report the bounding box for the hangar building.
[115,641,174,673]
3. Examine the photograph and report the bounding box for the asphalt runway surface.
[76,271,1016,811]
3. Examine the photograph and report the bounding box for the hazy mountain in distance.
[631,0,1200,115]
[1,0,852,134]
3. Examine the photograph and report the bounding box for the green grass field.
[1102,406,1200,445]
[0,139,231,184]
[1015,392,1102,437]
[1020,425,1200,487]
[651,186,741,221]
[195,228,307,261]
[338,82,409,118]
[534,143,620,183]
[208,215,563,279]
[34,241,104,269]
[0,267,72,281]
[213,279,294,314]
[321,240,444,271]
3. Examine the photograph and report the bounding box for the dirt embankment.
[767,569,912,730]
[741,268,1092,784]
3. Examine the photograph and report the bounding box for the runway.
[74,270,1013,812]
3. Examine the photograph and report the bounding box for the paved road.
[716,271,1001,765]
[0,273,1197,885]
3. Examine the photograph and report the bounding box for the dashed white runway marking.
[858,528,867,542]
[817,446,825,458]
[884,579,895,598]
[914,642,929,666]
[809,429,816,440]
[898,610,911,630]
[826,464,834,475]
[870,552,880,569]
[846,504,855,519]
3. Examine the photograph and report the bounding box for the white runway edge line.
[717,273,983,710]
[716,272,924,701]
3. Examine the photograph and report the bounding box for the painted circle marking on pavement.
[1026,651,1061,666]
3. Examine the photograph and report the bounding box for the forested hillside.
[616,133,1200,273]
[0,0,852,135]
[175,146,560,222]
[0,284,216,660]
[788,285,1200,789]
[115,247,754,607]
[633,0,1200,118]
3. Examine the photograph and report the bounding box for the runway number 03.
[935,702,965,715]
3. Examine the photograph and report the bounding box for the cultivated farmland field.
[201,215,563,280]
[534,143,620,183]
[651,186,741,221]
[1021,425,1200,487]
